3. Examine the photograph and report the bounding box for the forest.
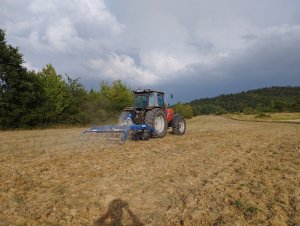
[189,86,300,115]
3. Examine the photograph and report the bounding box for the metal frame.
[82,124,156,144]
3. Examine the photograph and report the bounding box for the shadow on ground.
[94,199,144,226]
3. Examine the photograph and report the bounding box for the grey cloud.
[157,25,300,102]
[1,0,300,101]
[0,0,124,74]
[187,41,215,54]
[240,34,257,41]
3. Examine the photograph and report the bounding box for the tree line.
[0,29,133,129]
[189,86,300,115]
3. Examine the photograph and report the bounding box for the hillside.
[189,86,300,115]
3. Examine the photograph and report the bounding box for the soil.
[0,116,299,225]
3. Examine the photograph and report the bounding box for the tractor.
[119,89,186,140]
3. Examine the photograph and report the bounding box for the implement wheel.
[145,108,167,138]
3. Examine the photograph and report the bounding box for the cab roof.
[133,89,164,94]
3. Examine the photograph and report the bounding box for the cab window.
[148,93,155,107]
[157,94,164,107]
[134,95,148,108]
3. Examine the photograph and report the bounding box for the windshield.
[134,94,149,108]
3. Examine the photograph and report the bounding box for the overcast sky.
[1,0,300,102]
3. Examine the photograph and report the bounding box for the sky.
[1,0,300,102]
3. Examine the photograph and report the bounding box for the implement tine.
[81,125,129,144]
[81,123,155,144]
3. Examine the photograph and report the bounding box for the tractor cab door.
[148,93,155,107]
[157,93,165,107]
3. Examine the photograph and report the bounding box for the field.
[0,116,299,225]
[228,112,300,123]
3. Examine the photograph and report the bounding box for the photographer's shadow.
[94,199,144,226]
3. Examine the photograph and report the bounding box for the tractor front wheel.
[171,113,186,135]
[145,108,168,138]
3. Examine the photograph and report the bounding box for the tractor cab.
[133,89,165,109]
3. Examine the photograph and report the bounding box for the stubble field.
[0,116,299,225]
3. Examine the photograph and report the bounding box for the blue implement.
[82,124,156,144]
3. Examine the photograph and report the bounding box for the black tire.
[119,111,133,125]
[171,113,186,135]
[142,131,151,140]
[145,108,168,138]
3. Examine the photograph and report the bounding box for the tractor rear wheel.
[145,108,167,138]
[171,113,186,135]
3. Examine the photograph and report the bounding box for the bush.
[173,103,194,119]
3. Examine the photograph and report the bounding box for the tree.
[0,29,44,128]
[82,91,112,124]
[62,75,88,124]
[174,102,194,119]
[292,93,300,112]
[274,101,287,112]
[38,64,69,124]
[100,80,133,112]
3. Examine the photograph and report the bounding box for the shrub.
[173,103,194,119]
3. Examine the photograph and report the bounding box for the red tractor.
[119,89,186,139]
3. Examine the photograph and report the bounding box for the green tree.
[82,90,112,124]
[0,29,44,128]
[274,101,287,112]
[174,102,194,119]
[38,64,69,124]
[100,80,133,112]
[292,93,300,112]
[62,75,88,124]
[243,107,255,114]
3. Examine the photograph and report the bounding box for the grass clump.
[255,113,271,119]
[234,200,242,209]
[232,200,258,219]
[246,206,258,214]
[14,195,25,204]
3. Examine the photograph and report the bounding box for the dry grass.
[228,112,300,123]
[0,116,299,225]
